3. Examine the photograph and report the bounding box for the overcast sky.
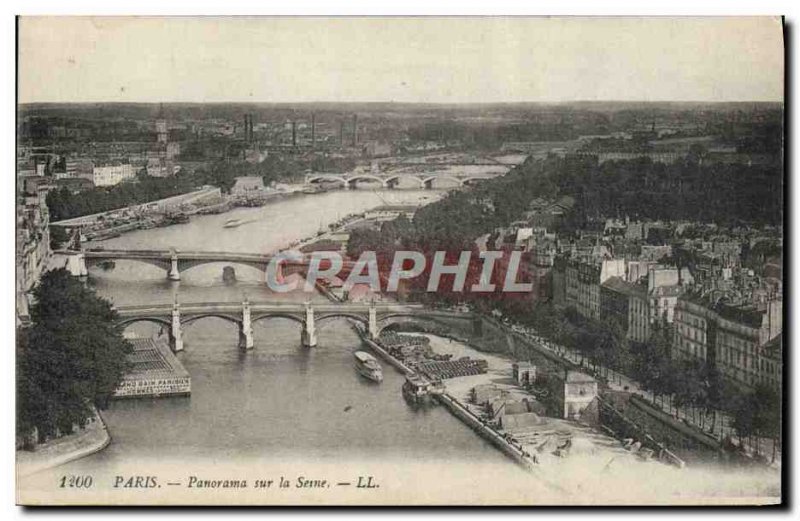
[18,16,784,104]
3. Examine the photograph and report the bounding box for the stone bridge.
[304,171,503,189]
[62,249,356,282]
[114,300,476,351]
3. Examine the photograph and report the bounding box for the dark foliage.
[17,270,131,441]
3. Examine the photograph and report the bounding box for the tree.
[49,225,69,250]
[17,269,131,442]
[701,365,723,434]
[673,359,707,424]
[731,391,757,452]
[752,384,781,462]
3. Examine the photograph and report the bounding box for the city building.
[599,276,634,333]
[147,113,180,177]
[548,370,598,420]
[646,266,693,327]
[16,183,52,323]
[673,292,782,391]
[564,256,626,320]
[522,195,575,230]
[231,176,266,195]
[527,235,557,302]
[83,162,137,187]
[627,283,650,344]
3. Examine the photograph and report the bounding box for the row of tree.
[523,301,781,460]
[45,153,358,221]
[45,171,197,221]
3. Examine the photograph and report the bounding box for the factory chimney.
[292,120,297,147]
[352,114,358,147]
[243,114,255,143]
[340,119,345,147]
[311,113,316,148]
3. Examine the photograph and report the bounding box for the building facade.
[83,163,137,187]
[673,294,782,391]
[16,185,52,323]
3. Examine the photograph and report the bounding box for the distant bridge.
[114,300,475,351]
[304,171,504,189]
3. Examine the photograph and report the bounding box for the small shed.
[472,384,502,405]
[512,361,536,386]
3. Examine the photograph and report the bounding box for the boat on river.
[223,218,244,228]
[354,351,383,382]
[402,373,445,405]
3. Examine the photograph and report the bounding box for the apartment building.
[673,293,782,391]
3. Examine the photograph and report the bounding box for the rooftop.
[600,276,640,297]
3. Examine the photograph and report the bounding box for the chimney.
[311,113,316,148]
[340,119,345,146]
[243,115,249,142]
[292,120,297,147]
[352,114,358,147]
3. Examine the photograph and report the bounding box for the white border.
[2,2,797,520]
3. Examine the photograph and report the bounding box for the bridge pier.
[301,304,317,347]
[64,252,88,277]
[239,300,254,349]
[368,304,378,340]
[170,302,184,352]
[168,255,181,281]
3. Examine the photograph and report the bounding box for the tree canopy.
[17,269,131,441]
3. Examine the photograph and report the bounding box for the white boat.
[353,351,383,383]
[223,218,244,228]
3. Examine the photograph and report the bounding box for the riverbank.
[16,409,111,478]
[357,332,540,473]
[53,185,312,244]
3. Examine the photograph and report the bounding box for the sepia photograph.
[13,14,785,506]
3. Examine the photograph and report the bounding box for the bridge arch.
[181,313,242,327]
[307,175,347,187]
[178,259,268,277]
[315,312,368,330]
[250,312,306,326]
[460,176,491,186]
[375,312,472,336]
[118,316,172,329]
[345,174,387,187]
[86,257,168,272]
[420,175,465,188]
[383,175,425,188]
